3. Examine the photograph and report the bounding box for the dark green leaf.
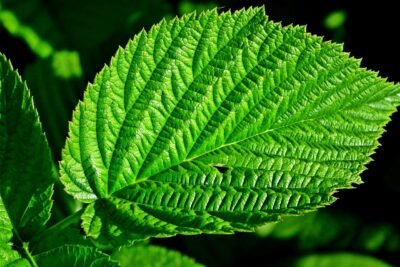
[0,53,55,240]
[33,245,118,267]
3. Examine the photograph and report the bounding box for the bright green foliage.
[60,7,400,245]
[293,253,391,267]
[0,54,55,242]
[33,245,118,267]
[112,245,204,267]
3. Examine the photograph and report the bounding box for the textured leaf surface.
[0,54,55,241]
[33,245,118,267]
[60,7,400,243]
[292,253,391,267]
[112,245,204,267]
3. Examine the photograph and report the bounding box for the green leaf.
[33,245,118,267]
[112,245,204,267]
[0,197,31,267]
[29,226,93,255]
[292,253,391,267]
[60,7,400,244]
[0,54,55,241]
[0,245,31,267]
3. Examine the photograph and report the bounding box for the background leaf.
[33,245,118,267]
[0,196,31,267]
[60,7,400,246]
[0,0,172,160]
[0,54,55,240]
[256,210,400,252]
[291,253,391,267]
[112,245,204,267]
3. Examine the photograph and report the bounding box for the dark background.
[1,0,399,266]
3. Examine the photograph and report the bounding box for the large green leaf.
[0,54,55,241]
[112,245,204,267]
[60,7,400,244]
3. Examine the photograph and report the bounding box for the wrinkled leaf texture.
[60,7,400,244]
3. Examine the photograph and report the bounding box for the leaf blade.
[60,7,400,243]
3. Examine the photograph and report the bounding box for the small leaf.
[33,245,118,267]
[0,53,56,240]
[29,226,93,255]
[60,7,400,244]
[292,253,391,267]
[112,245,204,267]
[0,197,30,267]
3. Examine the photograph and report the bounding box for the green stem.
[31,208,84,244]
[22,242,39,267]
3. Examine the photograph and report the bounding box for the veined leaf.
[292,253,391,267]
[33,245,118,267]
[60,7,400,244]
[112,245,204,267]
[0,53,55,250]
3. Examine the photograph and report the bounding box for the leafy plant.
[1,6,399,266]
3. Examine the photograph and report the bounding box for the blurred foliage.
[291,253,391,267]
[0,0,172,159]
[324,10,347,30]
[112,245,204,267]
[23,53,82,155]
[257,210,400,253]
[178,1,217,15]
[1,0,399,266]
